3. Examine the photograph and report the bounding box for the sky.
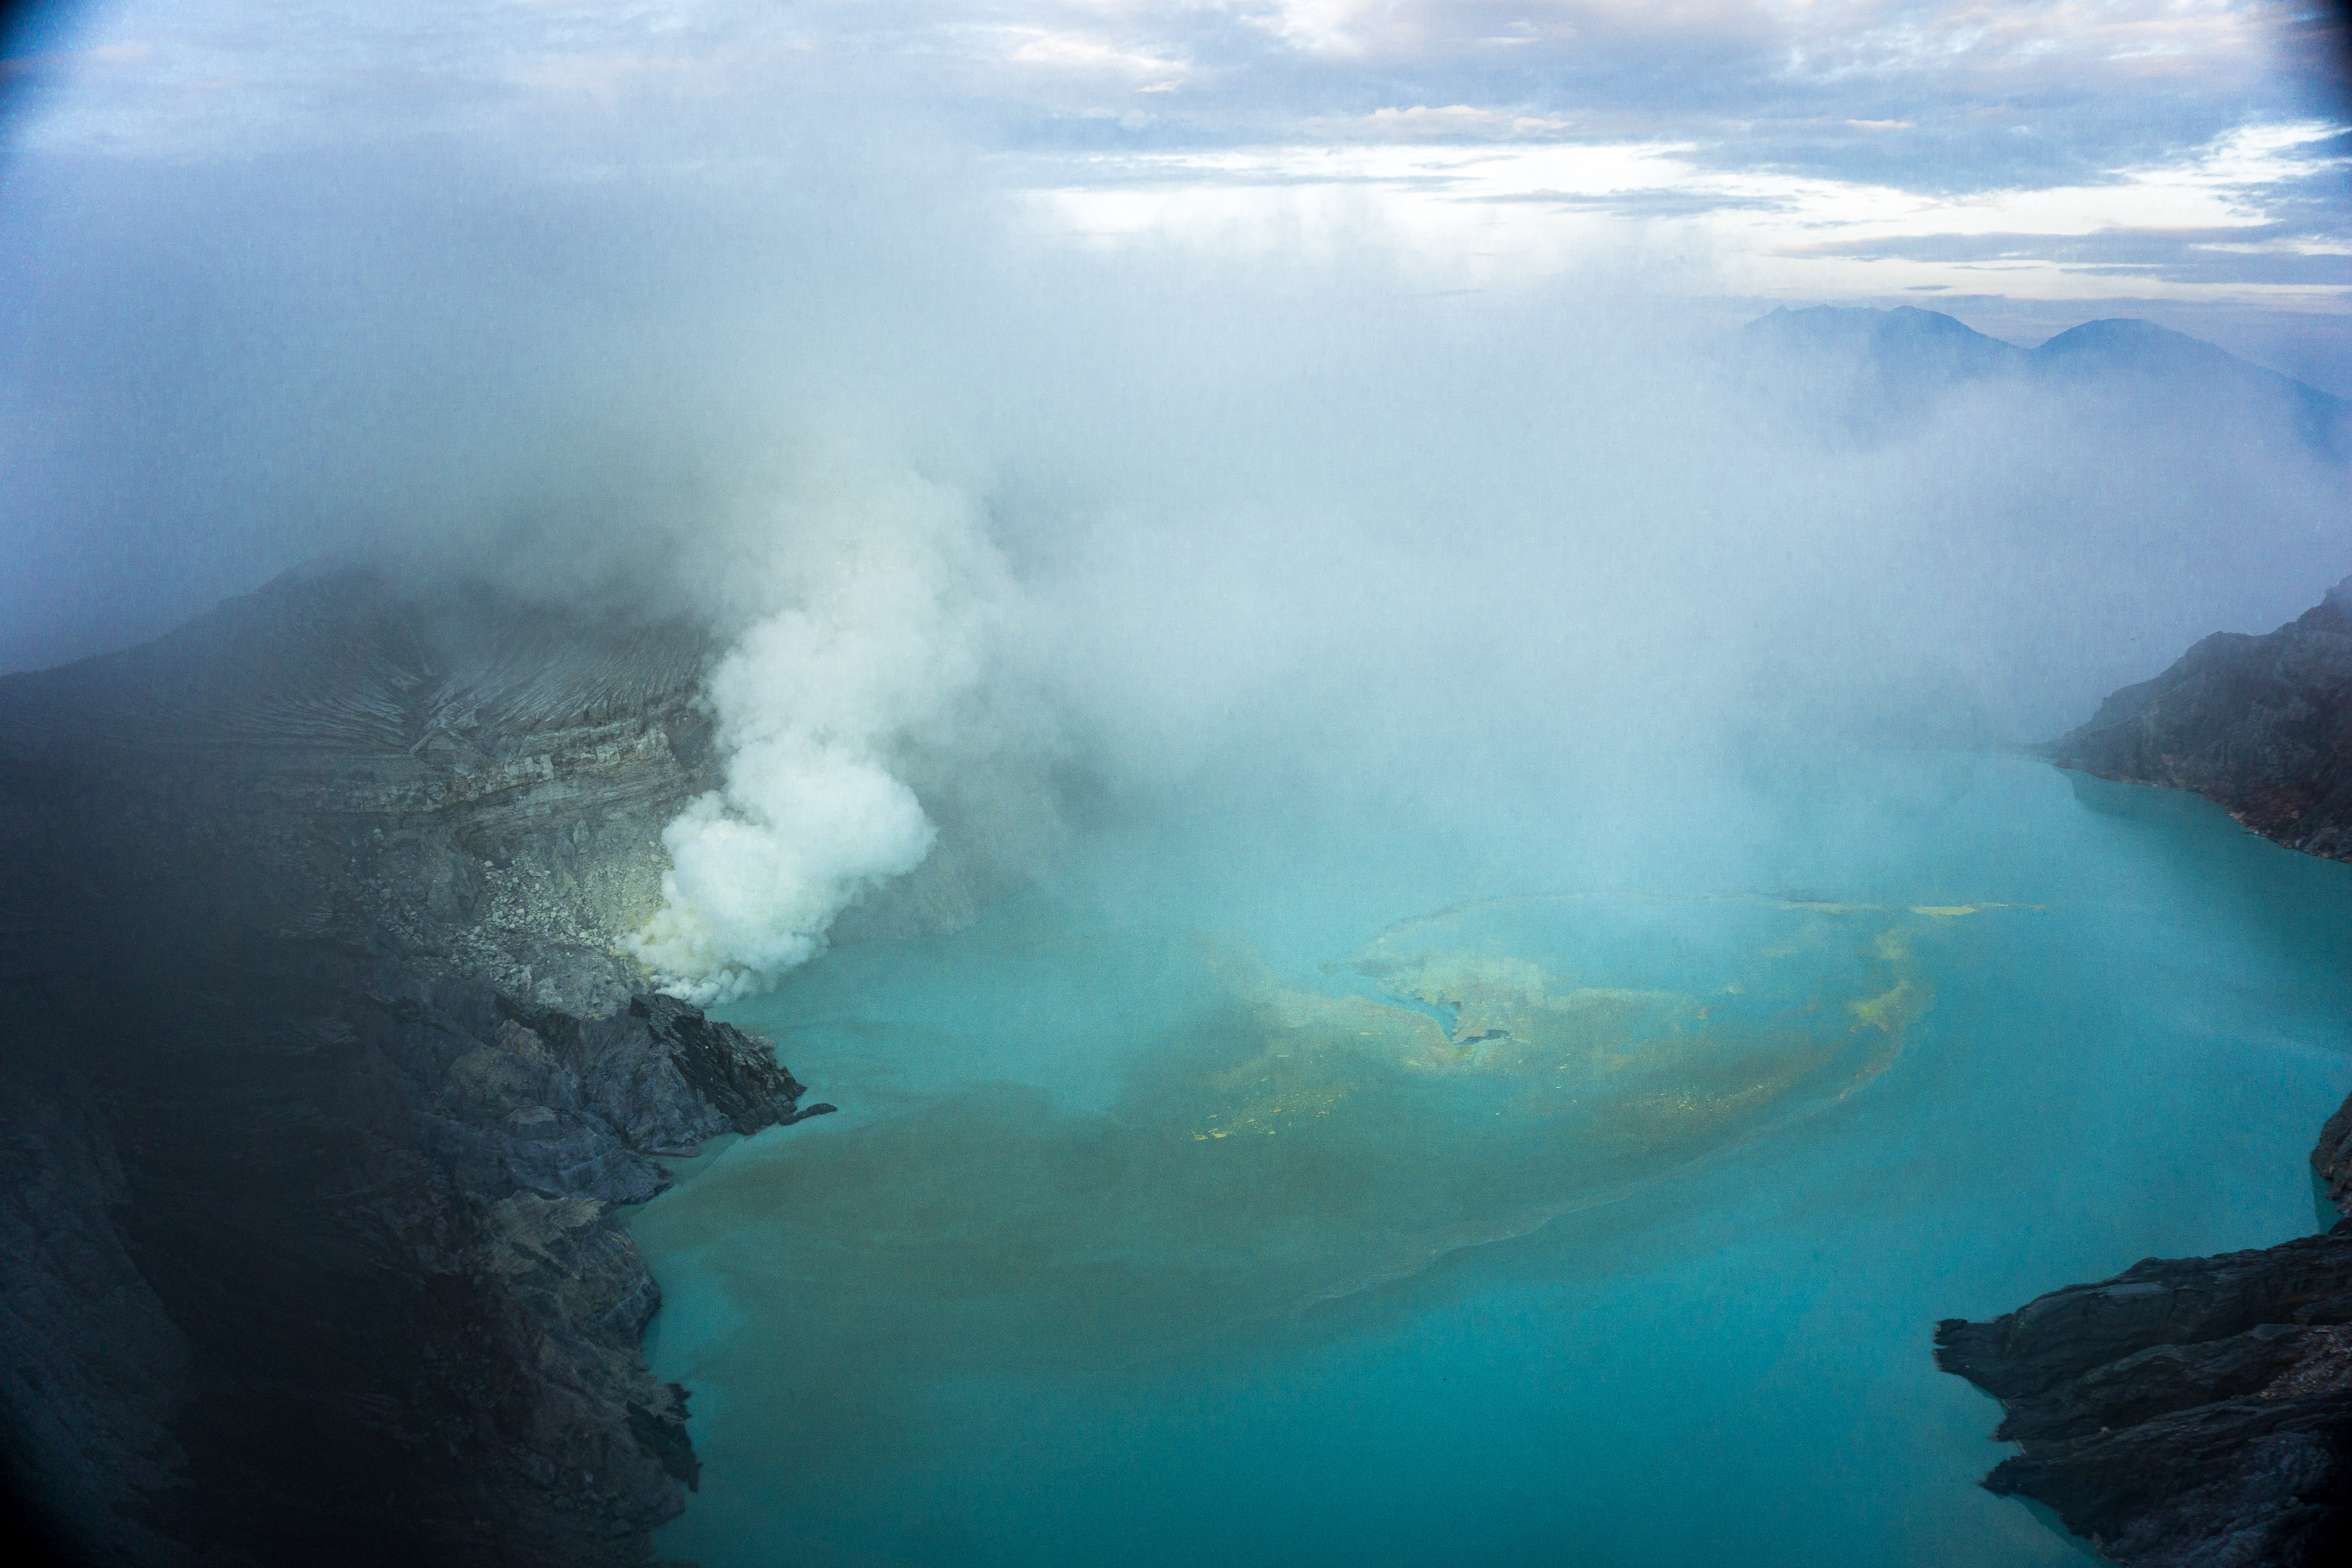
[0,2,2348,680]
[4,4,2347,339]
[2,2,2348,989]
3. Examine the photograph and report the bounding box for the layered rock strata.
[0,567,830,1566]
[1935,1205,2352,1566]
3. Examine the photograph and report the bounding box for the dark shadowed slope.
[0,567,831,1566]
[1935,1215,2352,1568]
[2048,577,2352,864]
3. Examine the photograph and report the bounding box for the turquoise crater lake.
[628,755,2352,1567]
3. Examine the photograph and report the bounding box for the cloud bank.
[2,3,2348,992]
[7,0,2345,319]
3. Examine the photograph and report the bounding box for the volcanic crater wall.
[0,567,830,1566]
[1933,575,2352,1567]
[2048,576,2352,864]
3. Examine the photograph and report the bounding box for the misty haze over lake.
[4,5,2351,1567]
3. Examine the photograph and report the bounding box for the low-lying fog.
[4,124,2347,1000]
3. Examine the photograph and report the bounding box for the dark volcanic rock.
[0,568,830,1566]
[2048,577,2352,863]
[1936,1229,2352,1408]
[2317,1096,2352,1217]
[501,993,813,1156]
[1935,1108,2352,1566]
[1933,579,2352,1564]
[0,1054,194,1568]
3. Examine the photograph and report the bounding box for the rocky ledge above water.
[0,568,837,1566]
[2047,575,2352,863]
[1934,574,2352,1565]
[1935,1159,2352,1566]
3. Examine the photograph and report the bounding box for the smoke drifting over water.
[624,310,2352,990]
[3,128,2348,988]
[11,18,2352,1568]
[628,472,1020,1002]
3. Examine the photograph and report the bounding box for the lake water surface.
[630,755,2352,1567]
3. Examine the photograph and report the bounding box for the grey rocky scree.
[0,567,833,1567]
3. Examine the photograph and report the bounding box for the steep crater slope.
[2048,577,2352,863]
[0,568,831,1566]
[1936,575,2352,1565]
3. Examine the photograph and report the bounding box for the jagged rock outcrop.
[1933,581,2352,1563]
[1935,1191,2352,1566]
[0,567,829,1566]
[2049,577,2352,863]
[2317,1097,2352,1218]
[418,1000,829,1207]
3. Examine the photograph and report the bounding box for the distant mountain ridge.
[1727,305,2351,454]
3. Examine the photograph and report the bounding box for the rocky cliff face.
[0,567,831,1565]
[2048,577,2352,863]
[1935,1217,2352,1566]
[1932,576,2352,1565]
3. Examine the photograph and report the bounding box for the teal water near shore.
[629,755,2352,1567]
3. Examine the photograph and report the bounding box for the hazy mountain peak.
[2033,315,2347,413]
[1729,304,2349,455]
[1743,303,2022,359]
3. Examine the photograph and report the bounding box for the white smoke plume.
[627,472,1016,1004]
